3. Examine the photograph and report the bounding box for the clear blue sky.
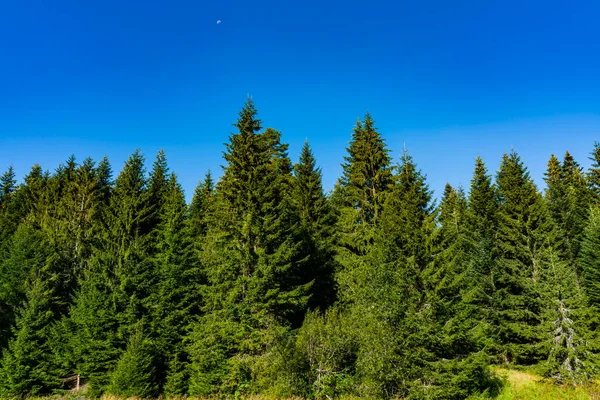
[1,0,599,201]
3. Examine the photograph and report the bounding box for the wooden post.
[76,374,80,391]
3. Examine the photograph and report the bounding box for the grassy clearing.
[492,368,600,400]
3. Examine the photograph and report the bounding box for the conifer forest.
[3,99,600,399]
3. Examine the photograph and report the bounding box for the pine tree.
[293,141,337,311]
[494,151,556,365]
[421,184,500,399]
[71,151,154,394]
[338,150,435,398]
[540,246,594,384]
[189,99,311,395]
[0,226,48,350]
[579,205,600,308]
[588,141,600,201]
[0,239,67,396]
[107,327,158,397]
[545,152,589,267]
[465,157,499,355]
[335,114,393,303]
[189,170,215,242]
[0,166,16,205]
[149,173,201,395]
[146,150,170,243]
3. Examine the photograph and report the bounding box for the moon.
[216,20,222,24]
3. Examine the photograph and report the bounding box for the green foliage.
[292,141,337,311]
[106,328,158,398]
[539,248,595,384]
[545,152,590,267]
[295,308,357,399]
[580,205,600,307]
[334,114,393,292]
[494,151,555,365]
[1,103,600,399]
[189,170,215,242]
[0,249,65,397]
[588,141,600,202]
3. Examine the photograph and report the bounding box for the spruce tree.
[540,247,594,384]
[588,141,600,201]
[465,157,499,355]
[189,170,215,242]
[494,151,556,365]
[146,150,170,244]
[293,141,337,310]
[545,152,589,267]
[0,238,68,396]
[335,113,393,303]
[149,173,200,395]
[106,327,158,398]
[0,226,48,350]
[189,99,311,395]
[0,166,16,205]
[580,205,600,308]
[340,151,435,398]
[71,150,154,394]
[423,184,499,399]
[0,166,23,248]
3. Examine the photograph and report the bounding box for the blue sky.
[1,0,599,201]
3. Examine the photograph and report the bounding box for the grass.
[15,369,600,400]
[492,368,600,400]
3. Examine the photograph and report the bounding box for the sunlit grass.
[492,368,600,400]
[16,370,600,400]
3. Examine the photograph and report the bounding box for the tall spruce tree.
[539,246,595,384]
[188,99,311,395]
[465,157,499,355]
[545,152,589,268]
[0,166,16,205]
[189,170,215,243]
[0,236,69,396]
[106,326,158,397]
[580,205,600,308]
[335,114,393,302]
[70,150,154,394]
[149,173,201,395]
[339,151,435,398]
[292,141,337,311]
[494,151,556,365]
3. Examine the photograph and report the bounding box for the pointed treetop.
[0,166,16,203]
[297,140,319,175]
[562,151,584,185]
[545,154,562,185]
[234,98,261,136]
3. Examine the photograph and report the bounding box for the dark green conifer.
[588,141,600,201]
[107,327,158,397]
[150,173,200,395]
[0,166,16,205]
[335,114,393,263]
[0,238,67,396]
[465,157,499,355]
[189,100,310,395]
[545,152,589,267]
[70,150,154,394]
[580,205,600,307]
[293,141,337,310]
[494,151,555,365]
[189,170,215,242]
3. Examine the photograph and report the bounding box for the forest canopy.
[1,99,600,399]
